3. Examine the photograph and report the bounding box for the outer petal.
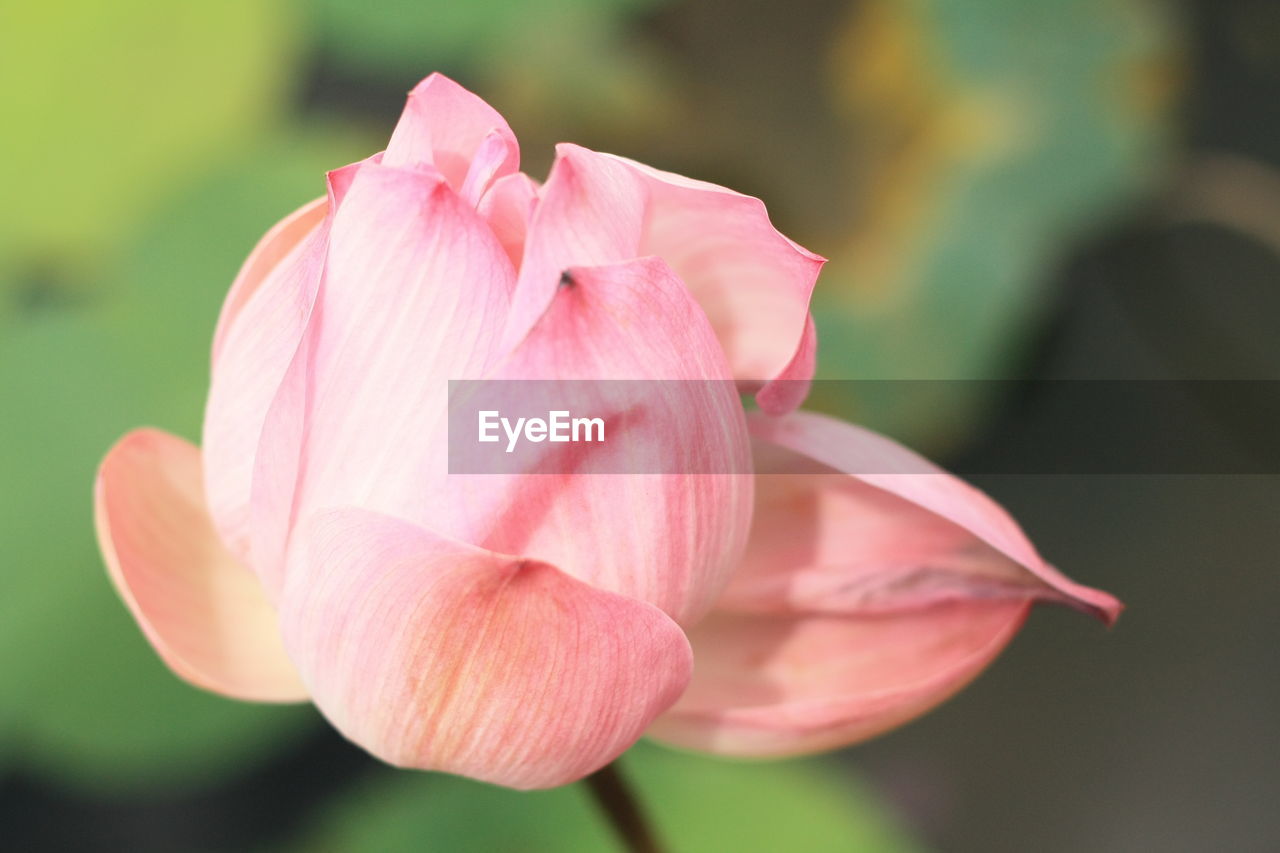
[203,158,380,572]
[280,508,692,790]
[94,429,306,702]
[647,601,1029,756]
[384,72,519,201]
[472,257,754,625]
[247,163,516,596]
[736,410,1122,621]
[601,153,825,412]
[209,155,374,372]
[211,196,327,366]
[648,410,1120,756]
[201,194,332,569]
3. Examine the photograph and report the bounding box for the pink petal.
[202,190,333,570]
[645,411,1121,756]
[247,163,516,595]
[211,196,327,367]
[94,429,306,702]
[326,153,381,210]
[279,508,692,789]
[459,130,519,208]
[477,171,539,270]
[738,410,1122,622]
[647,601,1029,756]
[719,469,1047,615]
[210,154,376,376]
[502,143,646,351]
[601,153,825,411]
[384,73,519,200]
[474,257,754,625]
[753,313,816,415]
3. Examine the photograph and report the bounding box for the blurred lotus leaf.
[810,0,1181,447]
[313,0,663,75]
[309,0,676,168]
[0,0,297,319]
[0,126,376,788]
[295,741,925,852]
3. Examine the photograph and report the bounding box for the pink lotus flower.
[94,74,1120,790]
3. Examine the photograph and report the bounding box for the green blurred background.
[3,0,1278,850]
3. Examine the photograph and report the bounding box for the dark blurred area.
[856,1,1280,849]
[2,0,1277,850]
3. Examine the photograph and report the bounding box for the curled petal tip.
[325,153,383,209]
[754,314,817,415]
[408,70,460,96]
[1074,584,1125,627]
[386,71,518,193]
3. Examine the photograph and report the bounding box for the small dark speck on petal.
[559,270,575,289]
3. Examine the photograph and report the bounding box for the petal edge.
[95,429,306,702]
[280,508,693,789]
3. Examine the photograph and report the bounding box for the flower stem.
[584,760,664,853]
